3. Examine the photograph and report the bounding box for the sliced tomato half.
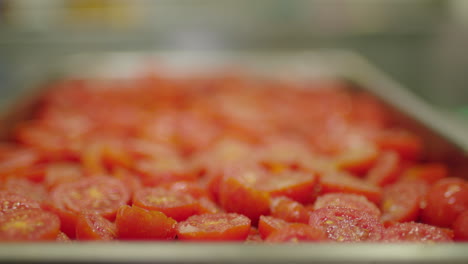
[421,178,468,228]
[49,176,130,237]
[309,207,384,242]
[314,193,380,219]
[75,213,117,241]
[0,209,60,241]
[258,215,289,240]
[133,187,199,222]
[319,171,382,204]
[270,196,311,224]
[115,205,177,240]
[265,223,329,243]
[380,180,428,224]
[382,222,453,242]
[176,213,251,241]
[366,151,403,187]
[0,192,41,215]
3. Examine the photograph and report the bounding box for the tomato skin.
[115,205,177,240]
[380,180,428,224]
[0,192,41,215]
[258,216,289,240]
[75,213,117,241]
[453,211,468,241]
[270,196,310,224]
[421,178,468,228]
[314,193,380,219]
[309,207,384,242]
[133,187,199,222]
[319,172,382,204]
[265,223,329,243]
[382,222,453,242]
[218,176,270,225]
[176,213,251,241]
[0,209,60,241]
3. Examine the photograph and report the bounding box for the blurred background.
[0,0,467,115]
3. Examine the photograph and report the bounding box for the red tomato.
[49,176,130,237]
[453,211,468,241]
[197,197,222,214]
[218,175,270,225]
[115,205,177,240]
[75,213,117,241]
[375,130,423,161]
[254,170,318,204]
[309,207,384,242]
[265,223,329,243]
[1,178,47,204]
[380,180,428,224]
[314,193,380,219]
[111,167,143,196]
[81,139,133,176]
[400,163,448,184]
[0,149,42,178]
[382,222,453,242]
[133,187,199,222]
[0,192,41,215]
[270,196,310,223]
[319,171,382,204]
[258,216,289,240]
[335,145,379,176]
[134,158,197,187]
[176,213,251,241]
[421,178,468,227]
[159,181,212,200]
[366,151,403,187]
[44,162,84,190]
[0,209,60,241]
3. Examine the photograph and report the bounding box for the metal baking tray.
[0,50,468,264]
